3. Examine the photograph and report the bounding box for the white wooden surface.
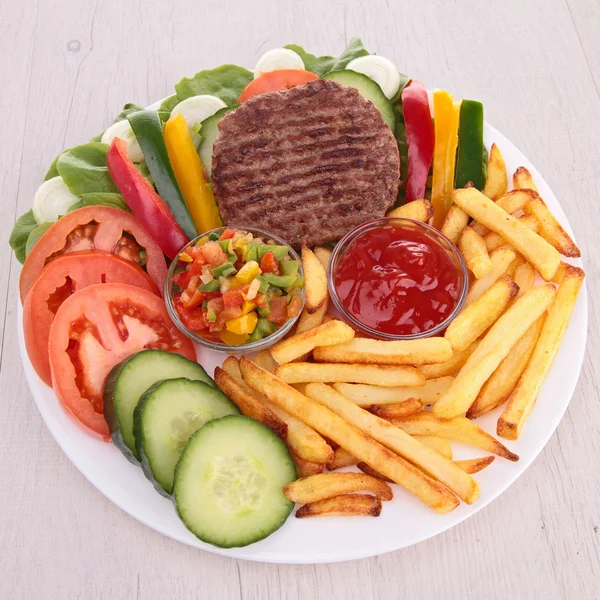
[1,0,599,598]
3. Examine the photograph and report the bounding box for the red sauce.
[334,224,461,336]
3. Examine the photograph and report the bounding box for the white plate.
[18,113,587,564]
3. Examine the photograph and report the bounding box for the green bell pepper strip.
[127,110,197,239]
[455,100,485,190]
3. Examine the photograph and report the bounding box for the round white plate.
[18,113,587,564]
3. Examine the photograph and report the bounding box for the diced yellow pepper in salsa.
[234,260,261,286]
[225,312,258,335]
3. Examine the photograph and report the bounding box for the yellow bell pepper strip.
[431,90,461,229]
[226,312,258,335]
[234,261,261,286]
[218,330,249,346]
[164,114,222,234]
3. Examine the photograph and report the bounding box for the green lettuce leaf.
[75,192,130,211]
[25,222,53,257]
[175,65,253,106]
[284,37,370,77]
[44,155,60,181]
[158,95,180,122]
[9,210,38,264]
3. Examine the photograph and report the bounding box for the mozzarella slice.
[346,56,402,99]
[171,95,227,128]
[32,176,80,224]
[101,120,144,163]
[254,48,305,79]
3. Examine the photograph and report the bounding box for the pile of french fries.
[214,151,584,519]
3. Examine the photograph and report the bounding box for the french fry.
[368,399,423,420]
[523,197,580,258]
[239,358,460,513]
[252,350,277,373]
[454,456,495,474]
[314,337,452,366]
[413,435,452,459]
[482,143,508,200]
[313,246,333,269]
[334,377,454,407]
[452,187,560,281]
[551,261,569,284]
[388,198,435,223]
[458,226,492,278]
[498,266,585,440]
[470,221,489,236]
[441,204,470,244]
[504,253,525,279]
[270,319,355,365]
[357,462,394,482]
[483,214,539,253]
[513,166,538,192]
[420,341,480,379]
[283,472,393,503]
[464,246,516,306]
[327,447,358,470]
[289,450,325,477]
[295,494,382,518]
[296,301,329,335]
[391,413,518,461]
[467,315,544,419]
[305,383,480,504]
[513,262,536,300]
[302,246,328,314]
[214,368,288,439]
[276,362,425,387]
[434,285,556,419]
[496,188,539,214]
[445,275,518,352]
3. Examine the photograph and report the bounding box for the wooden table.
[1,0,599,597]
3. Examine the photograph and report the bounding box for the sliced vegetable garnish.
[455,99,485,190]
[170,94,227,129]
[32,176,80,225]
[101,119,144,163]
[254,48,305,78]
[346,55,401,99]
[238,69,318,103]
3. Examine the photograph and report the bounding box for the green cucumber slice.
[173,415,296,548]
[198,106,233,178]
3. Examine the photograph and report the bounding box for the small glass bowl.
[328,217,469,340]
[165,227,304,353]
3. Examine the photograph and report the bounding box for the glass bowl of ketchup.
[328,218,468,340]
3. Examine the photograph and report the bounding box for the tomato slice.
[238,70,319,102]
[23,251,159,387]
[20,206,167,303]
[260,251,280,274]
[48,283,196,439]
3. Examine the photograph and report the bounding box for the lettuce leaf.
[284,37,370,77]
[158,95,180,123]
[25,222,53,257]
[175,65,253,106]
[9,210,38,264]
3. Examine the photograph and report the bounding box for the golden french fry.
[413,435,452,459]
[327,447,358,470]
[454,456,495,474]
[498,266,585,440]
[302,246,328,314]
[458,226,492,278]
[504,254,525,279]
[388,199,435,223]
[496,188,539,214]
[356,462,394,482]
[284,472,393,504]
[434,285,556,419]
[214,368,288,439]
[252,350,277,373]
[513,166,538,191]
[420,341,480,379]
[368,399,423,420]
[551,261,569,284]
[523,197,580,258]
[465,246,516,306]
[513,262,536,300]
[391,413,518,461]
[296,301,329,334]
[483,143,508,200]
[295,494,382,518]
[441,204,470,244]
[445,275,518,352]
[313,246,333,269]
[314,337,452,366]
[467,315,544,419]
[239,358,459,513]
[289,450,325,477]
[483,214,540,253]
[270,319,354,365]
[276,362,425,387]
[470,221,489,236]
[334,377,454,407]
[305,383,479,504]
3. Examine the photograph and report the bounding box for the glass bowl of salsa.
[165,227,305,352]
[328,218,468,340]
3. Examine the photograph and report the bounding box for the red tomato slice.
[23,251,159,387]
[238,70,319,102]
[48,283,196,439]
[260,251,280,274]
[20,206,167,303]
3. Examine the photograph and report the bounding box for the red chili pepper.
[402,81,435,203]
[106,138,189,259]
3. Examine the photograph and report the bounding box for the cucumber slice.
[198,106,233,178]
[104,350,213,463]
[134,379,239,495]
[322,70,395,131]
[174,415,296,548]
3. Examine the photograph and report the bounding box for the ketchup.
[334,224,461,336]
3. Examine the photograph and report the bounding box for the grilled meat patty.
[211,79,400,247]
